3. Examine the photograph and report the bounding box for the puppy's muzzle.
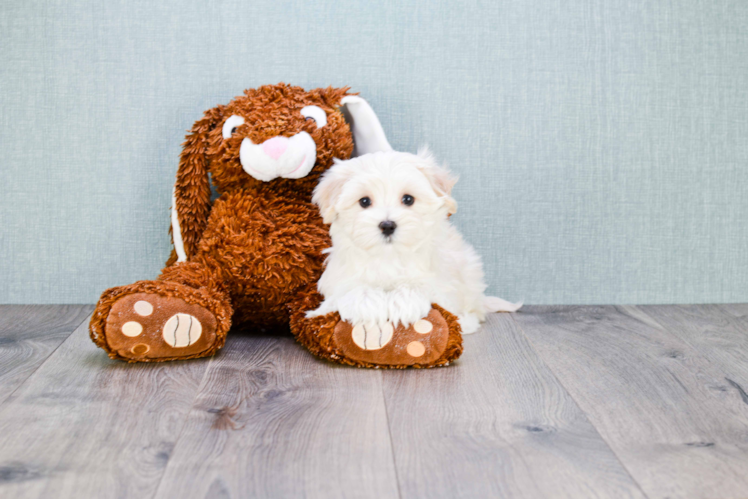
[379,220,397,237]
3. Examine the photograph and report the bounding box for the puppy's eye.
[300,105,327,129]
[402,194,415,206]
[359,197,372,208]
[222,115,245,139]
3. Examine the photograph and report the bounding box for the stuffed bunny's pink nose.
[262,137,289,160]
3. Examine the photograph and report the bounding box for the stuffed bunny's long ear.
[170,106,223,263]
[341,96,392,157]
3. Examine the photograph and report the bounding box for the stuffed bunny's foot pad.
[333,308,451,367]
[105,293,218,361]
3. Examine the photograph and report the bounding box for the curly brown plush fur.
[89,83,462,368]
[167,84,352,265]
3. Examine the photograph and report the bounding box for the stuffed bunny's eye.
[222,115,245,139]
[301,106,327,129]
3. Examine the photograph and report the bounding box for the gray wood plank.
[382,313,644,498]
[0,305,93,406]
[155,332,399,499]
[0,315,211,498]
[717,303,748,320]
[636,304,748,391]
[514,305,748,498]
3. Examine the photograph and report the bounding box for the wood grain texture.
[513,306,748,498]
[637,304,748,390]
[0,305,92,406]
[155,332,399,499]
[718,303,748,320]
[0,315,211,498]
[382,313,644,498]
[3,304,748,498]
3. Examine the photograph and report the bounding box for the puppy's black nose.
[379,220,397,237]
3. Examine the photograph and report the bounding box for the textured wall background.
[1,0,747,304]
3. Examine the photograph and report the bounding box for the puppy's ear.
[313,160,352,224]
[169,105,224,264]
[340,95,392,157]
[417,147,458,214]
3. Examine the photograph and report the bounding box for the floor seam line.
[152,354,216,498]
[0,306,93,409]
[508,311,651,499]
[380,371,403,499]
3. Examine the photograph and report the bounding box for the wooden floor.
[1,305,748,498]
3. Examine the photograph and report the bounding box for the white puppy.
[307,149,520,334]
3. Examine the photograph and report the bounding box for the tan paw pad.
[121,321,143,337]
[407,341,426,357]
[133,300,154,316]
[352,322,394,350]
[413,319,433,334]
[163,313,202,348]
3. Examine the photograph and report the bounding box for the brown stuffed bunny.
[89,83,462,368]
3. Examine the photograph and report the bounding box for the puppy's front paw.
[337,287,389,327]
[306,299,336,319]
[457,313,481,334]
[387,287,432,328]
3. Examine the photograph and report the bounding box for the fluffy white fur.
[307,149,521,334]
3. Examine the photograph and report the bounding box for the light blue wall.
[1,0,747,305]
